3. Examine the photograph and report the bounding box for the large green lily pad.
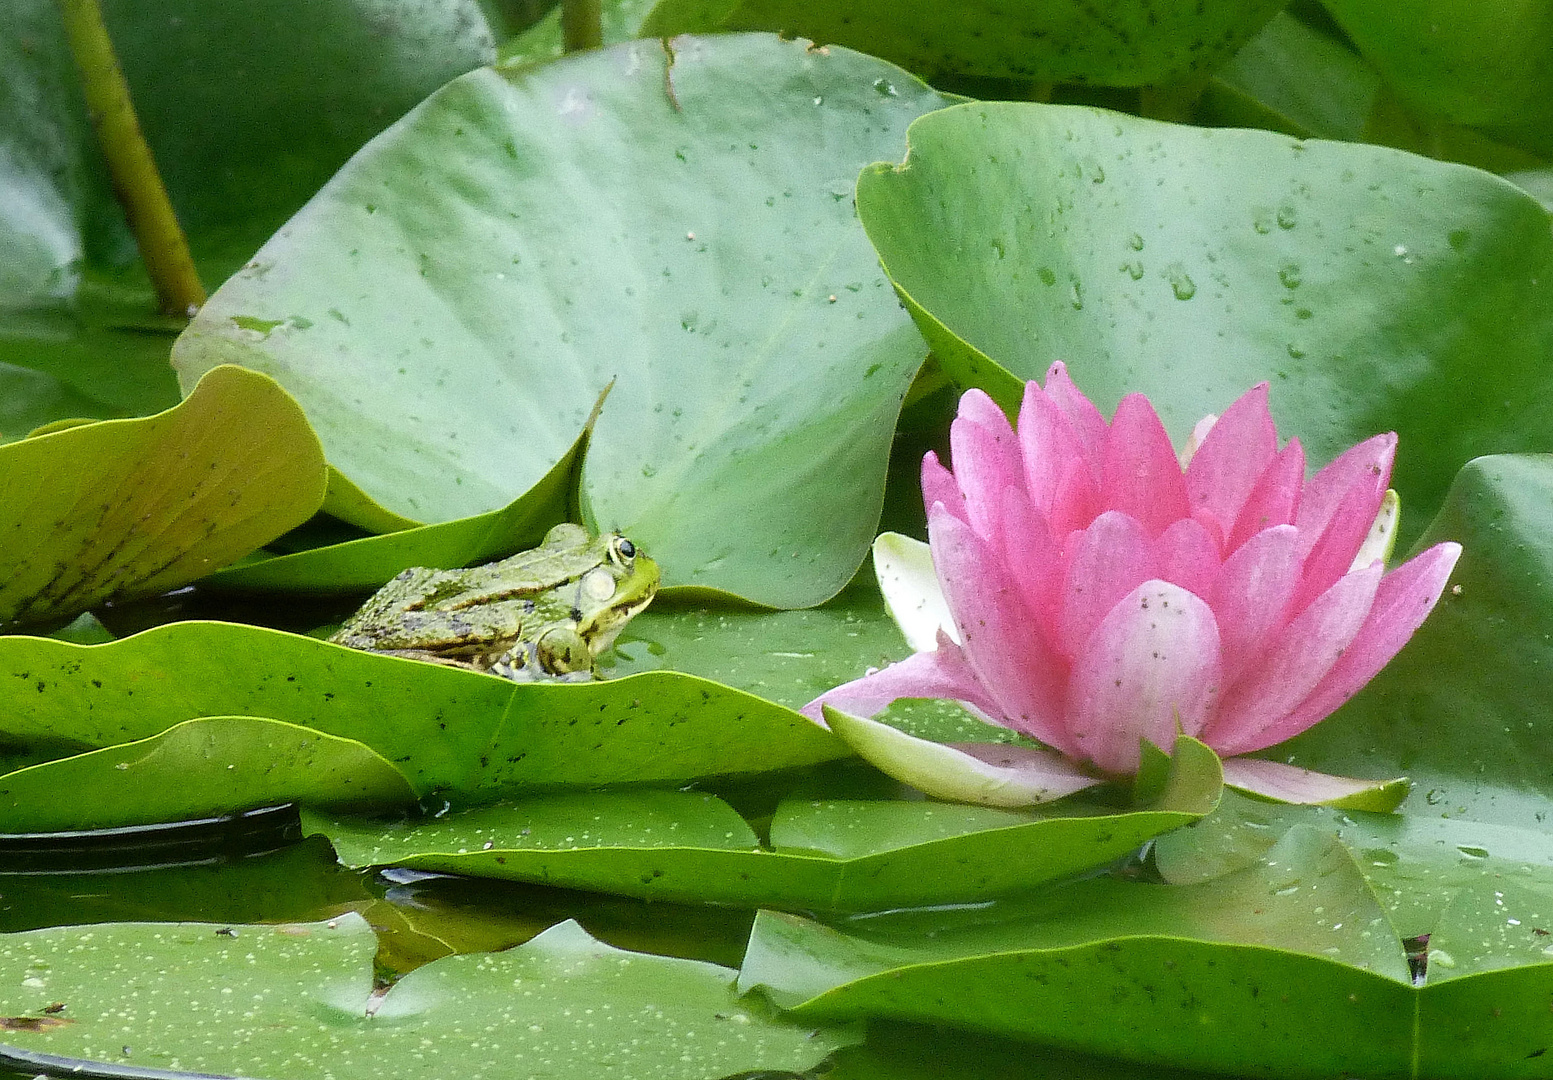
[854,103,1553,530]
[0,364,326,626]
[0,914,854,1078]
[0,621,845,801]
[171,34,948,607]
[0,716,415,832]
[306,739,1217,910]
[640,0,1286,86]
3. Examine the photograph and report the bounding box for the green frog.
[329,523,659,681]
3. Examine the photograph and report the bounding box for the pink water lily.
[805,363,1461,806]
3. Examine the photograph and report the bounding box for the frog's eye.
[609,537,636,565]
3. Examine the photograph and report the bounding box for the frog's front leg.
[487,628,595,682]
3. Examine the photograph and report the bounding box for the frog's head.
[572,532,660,658]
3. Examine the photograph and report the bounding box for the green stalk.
[57,0,205,318]
[561,0,602,52]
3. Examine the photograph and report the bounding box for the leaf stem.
[561,0,602,52]
[57,0,205,318]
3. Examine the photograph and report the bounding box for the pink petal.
[1059,510,1154,659]
[1042,361,1109,463]
[1288,479,1386,617]
[1184,383,1278,538]
[1296,433,1396,558]
[1017,378,1099,533]
[800,633,1002,723]
[921,452,966,525]
[948,391,1021,541]
[1205,561,1384,757]
[1221,758,1409,811]
[997,484,1065,649]
[1101,394,1191,537]
[1226,541,1462,754]
[1066,580,1222,773]
[1210,524,1302,681]
[930,507,1072,751]
[1227,438,1306,552]
[1153,517,1222,600]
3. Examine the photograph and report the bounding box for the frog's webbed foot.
[487,628,597,682]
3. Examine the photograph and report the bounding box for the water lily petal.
[1210,524,1302,681]
[1066,580,1222,773]
[873,532,955,652]
[1017,377,1099,534]
[1227,437,1306,552]
[1184,383,1277,537]
[800,633,1000,723]
[822,706,1102,806]
[1296,432,1396,559]
[949,390,1021,540]
[997,485,1065,648]
[1206,561,1384,756]
[1153,517,1221,600]
[1229,541,1462,754]
[1288,479,1387,616]
[931,507,1071,750]
[1101,394,1191,536]
[1059,510,1154,658]
[1042,361,1109,463]
[921,451,966,524]
[1221,757,1410,811]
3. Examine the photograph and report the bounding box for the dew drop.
[872,77,897,96]
[1127,233,1144,251]
[1166,264,1196,300]
[1038,266,1057,286]
[1278,263,1302,289]
[1276,205,1298,229]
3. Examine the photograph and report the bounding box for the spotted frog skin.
[329,523,659,681]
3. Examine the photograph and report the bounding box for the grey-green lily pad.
[741,826,1418,1076]
[0,716,415,832]
[0,622,845,801]
[306,739,1217,911]
[0,364,327,626]
[855,103,1553,531]
[0,914,854,1079]
[171,34,949,607]
[640,0,1286,86]
[202,409,586,592]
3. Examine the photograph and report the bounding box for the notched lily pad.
[171,34,949,607]
[0,914,853,1079]
[306,745,1219,911]
[0,364,327,626]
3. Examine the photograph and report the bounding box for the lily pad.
[202,410,587,593]
[171,34,948,607]
[306,740,1218,910]
[0,716,415,833]
[0,914,854,1079]
[0,621,846,801]
[740,826,1417,1077]
[854,103,1553,531]
[640,0,1286,86]
[0,364,326,626]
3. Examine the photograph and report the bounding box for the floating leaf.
[855,103,1553,532]
[0,365,326,625]
[308,738,1217,911]
[0,716,415,832]
[0,622,845,802]
[640,0,1286,86]
[172,34,949,606]
[0,915,853,1078]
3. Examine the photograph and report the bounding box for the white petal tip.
[1222,757,1410,812]
[872,532,957,652]
[822,705,1100,807]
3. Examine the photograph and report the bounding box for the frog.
[328,522,659,681]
